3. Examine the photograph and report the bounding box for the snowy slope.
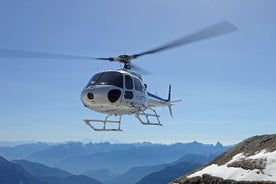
[173,134,276,184]
[187,149,276,181]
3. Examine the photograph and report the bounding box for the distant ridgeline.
[0,141,229,184]
[174,134,276,184]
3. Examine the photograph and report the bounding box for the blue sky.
[0,0,275,145]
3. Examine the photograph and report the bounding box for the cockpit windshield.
[88,71,123,88]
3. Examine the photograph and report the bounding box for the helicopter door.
[133,77,146,105]
[124,74,134,100]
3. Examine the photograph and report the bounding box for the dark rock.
[175,174,276,184]
[228,158,267,171]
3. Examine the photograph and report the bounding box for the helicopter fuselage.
[81,70,148,115]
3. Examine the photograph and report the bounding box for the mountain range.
[0,155,103,184]
[0,141,229,183]
[26,141,228,174]
[1,135,275,184]
[0,142,50,160]
[0,155,41,184]
[107,154,216,184]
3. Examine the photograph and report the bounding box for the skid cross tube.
[135,108,163,126]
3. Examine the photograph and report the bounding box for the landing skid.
[84,108,162,131]
[84,114,122,131]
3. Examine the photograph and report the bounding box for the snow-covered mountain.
[174,134,276,184]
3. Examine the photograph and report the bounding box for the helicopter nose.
[81,87,94,106]
[81,86,122,108]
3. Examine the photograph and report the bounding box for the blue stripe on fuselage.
[147,92,168,102]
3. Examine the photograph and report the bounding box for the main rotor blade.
[132,21,238,58]
[93,57,116,61]
[131,63,151,75]
[0,48,95,60]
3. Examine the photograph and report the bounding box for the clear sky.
[0,0,275,145]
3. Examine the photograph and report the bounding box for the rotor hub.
[117,54,134,62]
[116,55,134,70]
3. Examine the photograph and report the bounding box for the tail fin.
[168,84,171,101]
[167,85,173,117]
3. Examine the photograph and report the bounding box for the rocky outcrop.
[211,134,276,166]
[173,134,276,184]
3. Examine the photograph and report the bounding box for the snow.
[187,150,276,181]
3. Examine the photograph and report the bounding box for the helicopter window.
[125,75,133,90]
[134,77,142,91]
[88,71,123,88]
[124,91,133,99]
[90,73,100,84]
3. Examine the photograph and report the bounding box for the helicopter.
[0,21,237,131]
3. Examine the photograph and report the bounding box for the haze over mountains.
[1,135,276,184]
[0,141,229,184]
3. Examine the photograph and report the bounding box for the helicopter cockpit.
[87,71,123,88]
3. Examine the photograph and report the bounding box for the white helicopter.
[0,21,237,131]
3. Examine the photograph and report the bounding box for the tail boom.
[147,85,181,117]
